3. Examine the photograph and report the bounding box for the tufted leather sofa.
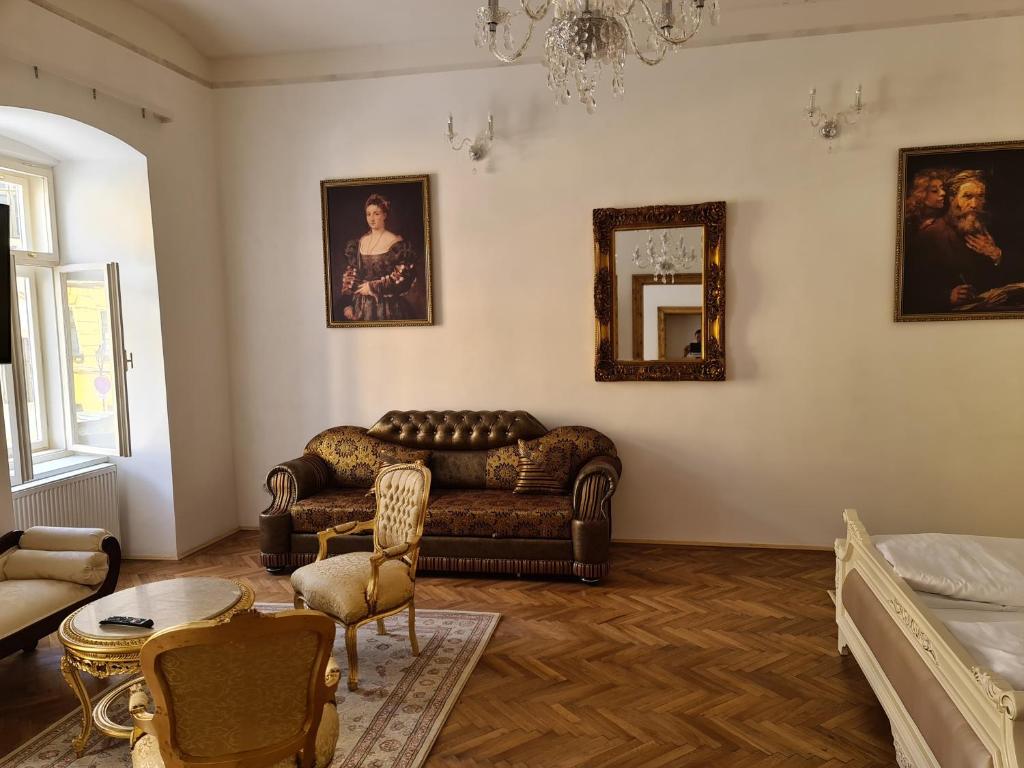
[260,410,621,581]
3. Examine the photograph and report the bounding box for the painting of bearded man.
[896,142,1024,321]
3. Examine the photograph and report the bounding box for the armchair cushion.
[3,549,109,586]
[291,488,376,534]
[0,579,94,637]
[19,526,108,552]
[291,552,413,624]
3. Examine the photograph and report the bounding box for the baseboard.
[238,525,259,531]
[612,538,833,552]
[176,526,244,559]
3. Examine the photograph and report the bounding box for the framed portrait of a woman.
[321,174,434,327]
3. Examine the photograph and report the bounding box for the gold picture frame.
[895,140,1024,322]
[321,174,434,328]
[593,202,726,381]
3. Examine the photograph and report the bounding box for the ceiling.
[124,0,1024,61]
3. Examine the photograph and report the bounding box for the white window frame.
[1,158,131,487]
[53,263,132,458]
[0,157,58,264]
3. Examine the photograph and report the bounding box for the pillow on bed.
[874,533,1024,607]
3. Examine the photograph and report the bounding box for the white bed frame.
[835,509,1024,768]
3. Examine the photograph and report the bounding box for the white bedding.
[928,602,1024,691]
[875,532,1024,606]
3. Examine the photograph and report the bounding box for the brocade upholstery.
[158,632,321,756]
[290,488,376,533]
[291,552,414,624]
[304,426,431,488]
[485,444,519,490]
[426,490,572,539]
[514,438,571,495]
[131,708,338,768]
[367,410,548,450]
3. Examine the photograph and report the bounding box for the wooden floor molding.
[0,532,895,766]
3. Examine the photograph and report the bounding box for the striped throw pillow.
[513,438,572,495]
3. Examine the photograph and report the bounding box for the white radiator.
[12,463,120,539]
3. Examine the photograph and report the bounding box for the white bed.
[835,510,1024,768]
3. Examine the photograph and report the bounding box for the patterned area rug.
[2,606,499,768]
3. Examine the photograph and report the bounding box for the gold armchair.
[291,462,431,691]
[129,609,340,768]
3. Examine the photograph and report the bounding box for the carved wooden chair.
[290,462,431,691]
[129,609,340,768]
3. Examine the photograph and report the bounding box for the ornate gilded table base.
[58,578,255,757]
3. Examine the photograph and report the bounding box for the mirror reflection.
[614,226,704,361]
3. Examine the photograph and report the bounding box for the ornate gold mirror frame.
[593,202,726,381]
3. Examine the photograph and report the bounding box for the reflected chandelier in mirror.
[593,201,726,381]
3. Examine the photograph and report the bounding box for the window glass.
[0,367,14,483]
[16,274,47,448]
[60,270,118,451]
[0,178,26,251]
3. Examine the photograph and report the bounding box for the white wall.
[0,0,238,557]
[54,153,175,558]
[218,17,1024,546]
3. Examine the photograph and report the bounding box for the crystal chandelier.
[475,0,720,113]
[632,231,698,283]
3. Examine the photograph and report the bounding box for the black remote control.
[99,615,154,628]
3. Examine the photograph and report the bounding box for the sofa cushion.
[290,488,377,533]
[514,438,573,495]
[291,552,413,624]
[425,490,572,539]
[0,578,95,638]
[485,444,520,490]
[304,426,430,488]
[20,526,108,552]
[4,549,109,586]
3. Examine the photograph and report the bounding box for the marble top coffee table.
[58,576,255,756]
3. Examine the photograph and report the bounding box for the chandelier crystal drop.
[475,0,720,113]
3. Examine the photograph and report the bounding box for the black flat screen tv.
[0,204,10,365]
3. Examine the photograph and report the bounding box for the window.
[2,157,130,486]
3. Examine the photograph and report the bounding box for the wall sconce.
[806,84,864,148]
[446,113,494,162]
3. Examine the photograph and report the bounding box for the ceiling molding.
[28,0,213,88]
[28,0,1024,92]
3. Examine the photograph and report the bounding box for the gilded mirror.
[593,202,726,381]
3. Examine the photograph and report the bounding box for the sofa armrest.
[263,455,331,515]
[570,455,621,576]
[572,455,621,522]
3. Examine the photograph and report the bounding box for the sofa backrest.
[367,411,547,451]
[304,419,617,492]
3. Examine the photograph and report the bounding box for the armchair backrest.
[139,609,337,768]
[373,463,431,556]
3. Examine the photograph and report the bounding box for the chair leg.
[345,626,359,691]
[293,594,305,610]
[376,618,386,635]
[408,600,419,657]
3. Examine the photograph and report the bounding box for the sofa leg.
[265,566,287,575]
[580,577,601,585]
[22,639,38,654]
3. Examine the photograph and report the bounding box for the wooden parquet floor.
[0,532,895,767]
